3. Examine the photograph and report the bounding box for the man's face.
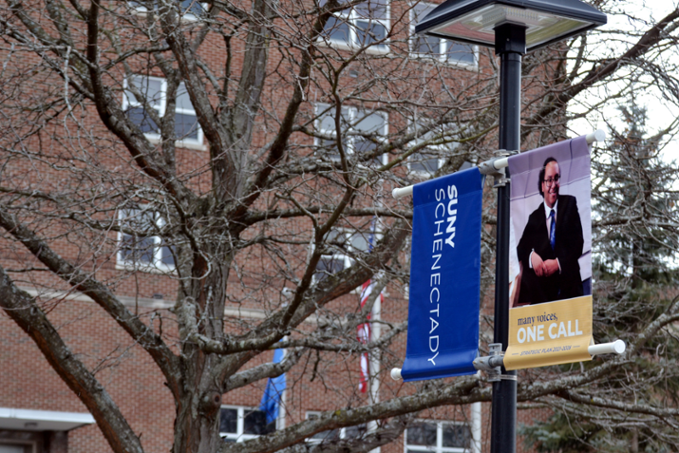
[542,161,560,208]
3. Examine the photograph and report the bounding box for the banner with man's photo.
[504,135,593,370]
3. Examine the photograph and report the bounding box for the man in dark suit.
[517,157,584,304]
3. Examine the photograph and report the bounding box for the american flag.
[357,220,382,393]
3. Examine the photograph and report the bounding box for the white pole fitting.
[588,339,625,356]
[478,156,509,175]
[586,129,606,144]
[392,186,414,199]
[390,367,402,381]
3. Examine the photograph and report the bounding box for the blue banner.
[401,167,484,381]
[259,348,286,424]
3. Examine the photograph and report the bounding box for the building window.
[117,208,175,270]
[0,443,32,453]
[315,104,388,166]
[306,412,367,443]
[220,406,275,443]
[407,121,459,177]
[123,75,203,146]
[410,3,477,67]
[313,229,373,284]
[320,0,389,50]
[405,421,471,453]
[129,1,206,19]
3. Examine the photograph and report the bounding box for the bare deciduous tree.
[0,1,677,453]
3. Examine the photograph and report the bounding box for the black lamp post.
[415,2,606,453]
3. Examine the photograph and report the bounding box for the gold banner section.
[504,296,593,370]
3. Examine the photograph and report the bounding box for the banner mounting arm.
[392,130,606,199]
[390,339,625,381]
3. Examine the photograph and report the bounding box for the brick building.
[0,1,563,452]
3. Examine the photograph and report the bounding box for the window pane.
[354,137,377,154]
[442,424,471,448]
[413,2,434,19]
[355,21,387,46]
[160,245,175,267]
[320,113,337,132]
[127,107,159,134]
[314,256,346,282]
[354,138,385,166]
[355,112,385,164]
[412,3,440,55]
[319,138,345,160]
[126,209,155,230]
[407,422,437,447]
[355,0,387,21]
[356,112,384,134]
[326,229,345,247]
[119,209,157,265]
[181,0,205,15]
[410,152,440,175]
[324,16,351,43]
[120,234,155,264]
[244,409,274,435]
[414,35,440,54]
[129,77,163,108]
[446,41,475,65]
[344,423,367,439]
[318,105,352,129]
[175,113,199,140]
[317,106,352,160]
[350,232,370,252]
[176,83,195,112]
[219,408,238,434]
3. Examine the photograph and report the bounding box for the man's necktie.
[549,209,556,250]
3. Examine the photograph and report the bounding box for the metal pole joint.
[473,343,504,381]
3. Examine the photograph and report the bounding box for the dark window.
[315,104,387,166]
[244,409,275,435]
[407,422,437,446]
[219,408,238,434]
[220,407,275,442]
[124,76,202,145]
[320,0,388,49]
[406,421,471,452]
[118,208,174,270]
[442,424,471,448]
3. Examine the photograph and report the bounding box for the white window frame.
[219,406,273,443]
[405,420,471,453]
[320,0,390,52]
[122,75,204,148]
[0,441,35,453]
[129,1,207,21]
[116,207,175,272]
[305,412,367,443]
[312,228,379,285]
[409,2,478,68]
[315,103,389,166]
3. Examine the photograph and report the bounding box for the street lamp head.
[414,0,606,52]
